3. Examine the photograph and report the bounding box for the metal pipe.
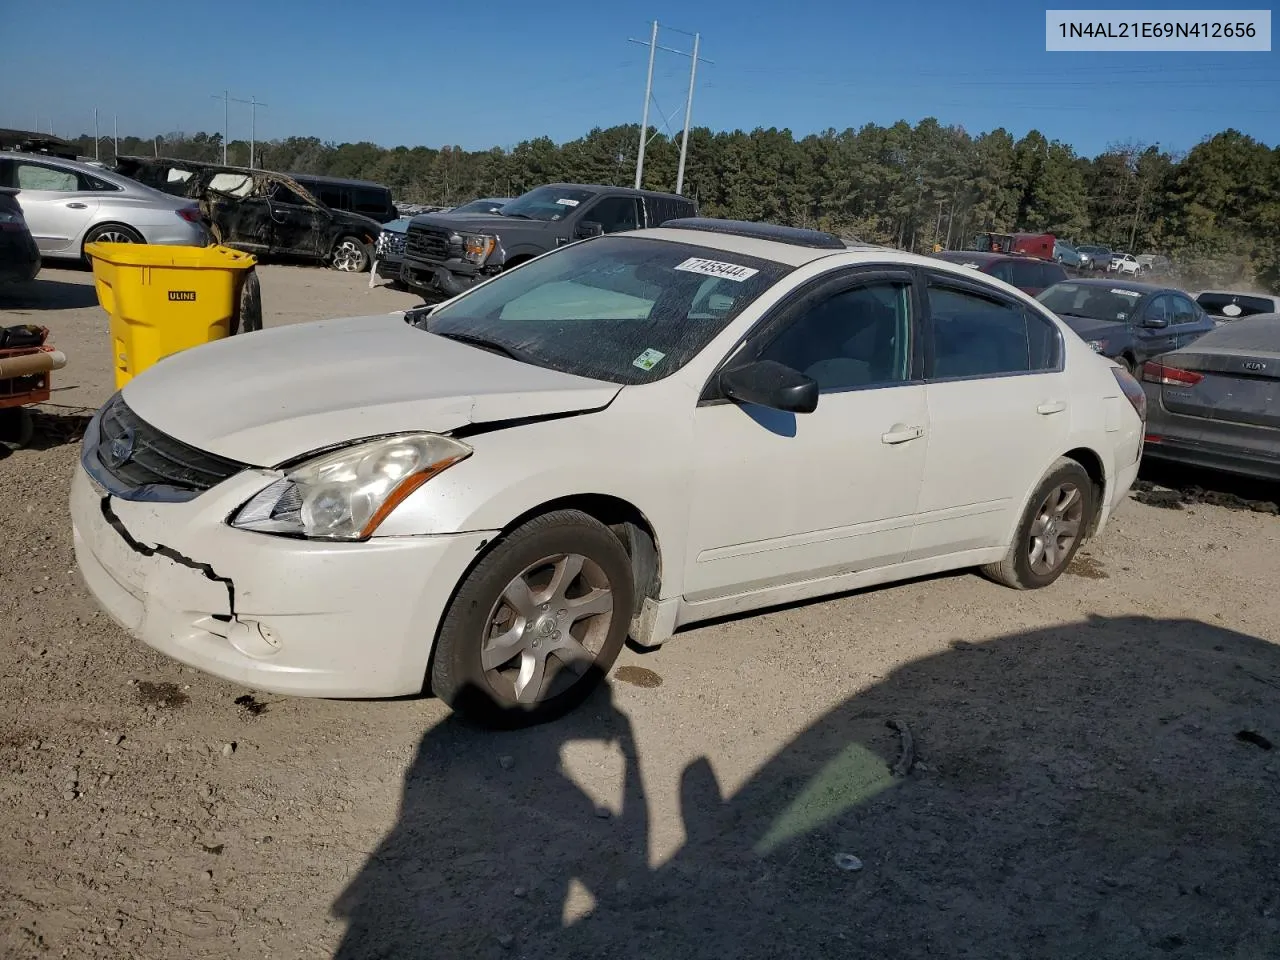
[0,350,67,378]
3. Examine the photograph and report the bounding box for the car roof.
[638,223,987,273]
[1053,277,1171,295]
[287,172,390,190]
[1,150,100,172]
[538,182,691,202]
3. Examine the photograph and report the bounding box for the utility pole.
[228,94,267,168]
[113,115,118,156]
[94,108,100,161]
[628,22,712,194]
[632,20,658,189]
[211,90,230,163]
[675,31,702,196]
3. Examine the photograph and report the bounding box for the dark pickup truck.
[399,183,696,297]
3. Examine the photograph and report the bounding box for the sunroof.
[661,217,846,250]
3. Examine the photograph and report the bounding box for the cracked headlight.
[230,434,472,541]
[461,233,497,265]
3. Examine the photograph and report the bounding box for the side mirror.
[1143,314,1169,329]
[576,220,604,240]
[720,360,819,414]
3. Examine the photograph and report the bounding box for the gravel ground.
[2,265,1279,959]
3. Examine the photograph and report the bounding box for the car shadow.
[331,614,1280,958]
[0,406,96,459]
[0,277,100,310]
[1136,460,1279,513]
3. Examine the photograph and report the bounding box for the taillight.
[176,206,202,224]
[1111,365,1147,421]
[1141,360,1204,386]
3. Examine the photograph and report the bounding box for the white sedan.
[71,219,1145,726]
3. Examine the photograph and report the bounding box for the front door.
[684,269,928,602]
[1134,294,1180,363]
[909,270,1073,559]
[2,158,100,255]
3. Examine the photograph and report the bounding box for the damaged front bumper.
[70,464,497,698]
[399,256,486,297]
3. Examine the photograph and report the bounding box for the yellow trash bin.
[85,243,258,389]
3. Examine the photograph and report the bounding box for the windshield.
[424,235,790,384]
[1037,282,1144,322]
[497,186,596,222]
[452,198,505,215]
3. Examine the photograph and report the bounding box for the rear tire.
[981,457,1095,590]
[430,510,634,728]
[230,269,263,335]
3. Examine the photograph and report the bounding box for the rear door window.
[926,279,1061,378]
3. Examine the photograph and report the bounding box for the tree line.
[69,121,1279,292]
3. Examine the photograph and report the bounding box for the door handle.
[881,424,924,444]
[1037,400,1067,415]
[66,202,88,209]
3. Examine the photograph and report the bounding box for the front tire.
[82,223,144,263]
[331,236,370,273]
[982,458,1094,590]
[430,510,635,728]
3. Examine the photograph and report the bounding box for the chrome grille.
[91,394,246,494]
[377,230,407,259]
[405,225,450,262]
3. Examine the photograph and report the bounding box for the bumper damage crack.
[99,497,237,618]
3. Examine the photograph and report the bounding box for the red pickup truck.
[971,232,1056,261]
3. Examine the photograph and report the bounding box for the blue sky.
[6,0,1277,158]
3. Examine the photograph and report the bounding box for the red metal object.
[0,325,54,410]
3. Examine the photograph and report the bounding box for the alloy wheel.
[333,239,366,272]
[1027,482,1084,576]
[481,553,614,704]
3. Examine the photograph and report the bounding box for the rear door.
[268,183,327,256]
[909,269,1070,560]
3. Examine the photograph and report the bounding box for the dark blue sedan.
[1036,278,1217,374]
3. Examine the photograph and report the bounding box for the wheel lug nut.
[553,631,561,640]
[558,609,566,617]
[541,603,549,611]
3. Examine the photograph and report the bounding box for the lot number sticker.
[632,348,666,372]
[674,257,759,282]
[556,198,580,207]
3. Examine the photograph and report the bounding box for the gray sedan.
[1141,314,1280,480]
[0,152,206,263]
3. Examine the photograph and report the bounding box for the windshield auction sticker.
[1046,9,1271,51]
[674,257,760,282]
[633,348,667,371]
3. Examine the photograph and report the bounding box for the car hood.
[120,314,622,466]
[1053,314,1128,341]
[414,212,520,233]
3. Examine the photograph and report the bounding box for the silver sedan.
[0,152,207,262]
